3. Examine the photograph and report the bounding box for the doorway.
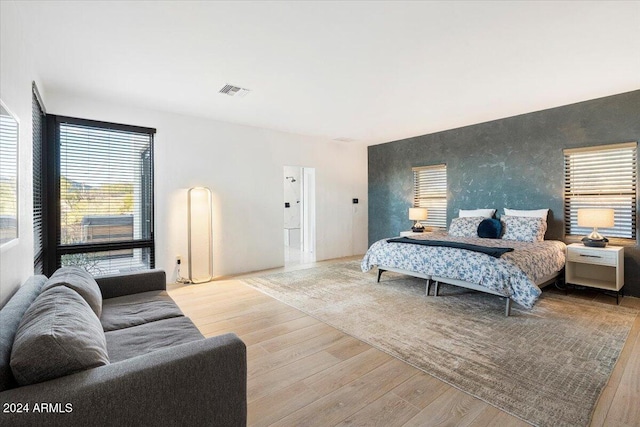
[283,166,315,265]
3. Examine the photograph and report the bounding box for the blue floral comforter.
[361,232,566,308]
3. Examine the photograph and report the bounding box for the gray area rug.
[242,261,638,427]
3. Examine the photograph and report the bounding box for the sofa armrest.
[0,333,247,427]
[96,270,166,299]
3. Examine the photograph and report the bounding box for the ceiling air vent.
[219,84,251,98]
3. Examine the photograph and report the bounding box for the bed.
[361,228,566,316]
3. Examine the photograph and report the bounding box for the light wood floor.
[168,257,640,427]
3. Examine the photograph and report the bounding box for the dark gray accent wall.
[368,90,640,297]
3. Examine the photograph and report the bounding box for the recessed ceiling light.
[219,84,251,98]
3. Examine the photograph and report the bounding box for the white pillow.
[503,208,549,221]
[459,209,495,218]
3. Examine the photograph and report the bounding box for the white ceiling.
[15,1,640,145]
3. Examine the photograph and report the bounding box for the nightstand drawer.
[567,248,617,266]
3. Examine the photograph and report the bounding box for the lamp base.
[411,226,425,233]
[582,236,609,248]
[412,220,425,233]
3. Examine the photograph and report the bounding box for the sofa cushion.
[105,316,204,363]
[101,290,185,332]
[96,269,167,299]
[0,275,47,392]
[42,266,102,317]
[10,286,109,386]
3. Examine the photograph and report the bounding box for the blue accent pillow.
[477,218,502,239]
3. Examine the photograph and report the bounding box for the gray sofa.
[0,269,246,427]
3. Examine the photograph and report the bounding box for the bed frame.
[376,267,560,316]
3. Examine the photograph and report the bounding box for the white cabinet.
[565,243,624,302]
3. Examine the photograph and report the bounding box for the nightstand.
[400,231,425,237]
[565,243,624,303]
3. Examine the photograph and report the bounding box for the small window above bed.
[564,142,637,241]
[413,164,447,228]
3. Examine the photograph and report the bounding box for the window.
[564,142,637,240]
[45,116,156,276]
[0,101,19,247]
[32,83,46,274]
[413,164,447,228]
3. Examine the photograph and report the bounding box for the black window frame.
[44,115,156,276]
[32,82,47,274]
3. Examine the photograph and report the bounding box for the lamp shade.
[409,208,428,221]
[577,208,614,228]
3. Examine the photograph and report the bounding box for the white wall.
[44,93,368,281]
[0,2,45,306]
[0,0,367,297]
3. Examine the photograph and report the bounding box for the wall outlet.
[176,255,182,265]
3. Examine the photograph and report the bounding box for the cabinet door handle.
[579,254,602,258]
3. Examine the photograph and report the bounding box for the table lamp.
[577,208,614,247]
[409,208,428,232]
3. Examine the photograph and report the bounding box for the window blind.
[33,86,46,274]
[564,142,637,240]
[0,104,18,245]
[413,164,447,228]
[55,118,155,276]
